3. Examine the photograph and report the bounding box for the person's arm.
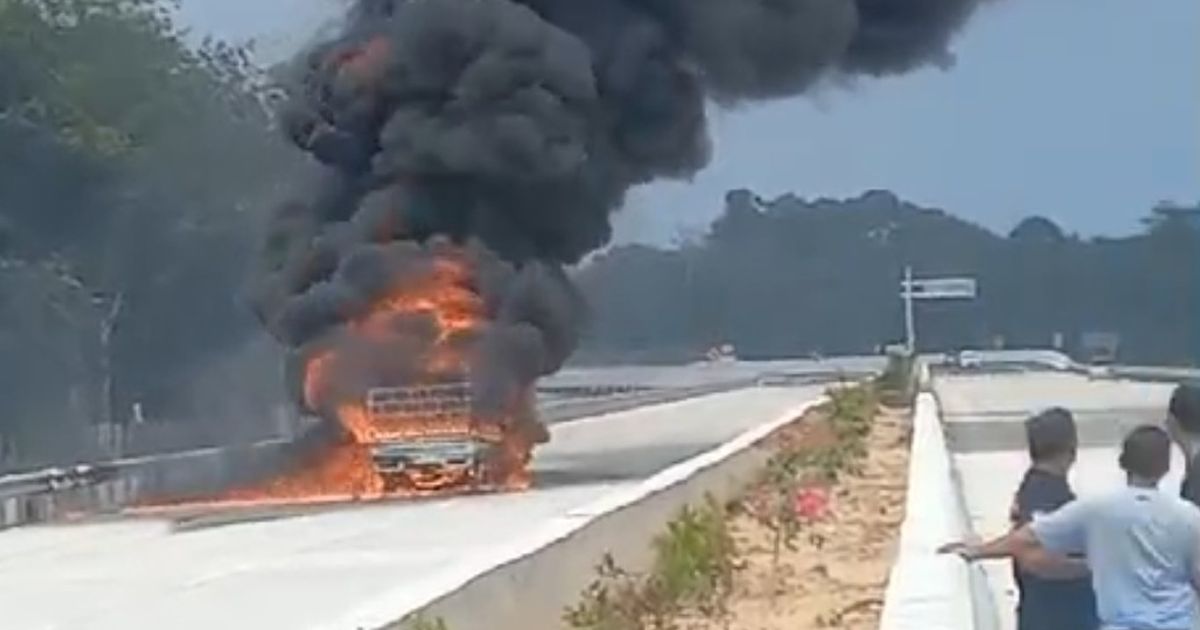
[939,526,1089,579]
[1014,503,1091,581]
[939,523,1041,561]
[941,498,1091,575]
[1015,546,1091,580]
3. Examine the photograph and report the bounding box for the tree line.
[575,190,1200,367]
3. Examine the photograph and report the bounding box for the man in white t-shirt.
[942,425,1200,630]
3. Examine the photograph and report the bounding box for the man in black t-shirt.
[1008,407,1098,630]
[1166,384,1200,507]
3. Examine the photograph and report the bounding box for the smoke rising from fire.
[249,0,987,423]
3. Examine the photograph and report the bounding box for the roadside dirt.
[684,405,912,630]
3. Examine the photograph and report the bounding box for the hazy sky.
[178,0,1199,244]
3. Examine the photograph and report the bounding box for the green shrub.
[567,384,881,628]
[564,554,656,630]
[564,497,735,630]
[649,500,735,615]
[746,385,877,569]
[876,352,916,407]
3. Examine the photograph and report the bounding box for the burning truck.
[361,382,505,492]
[311,379,535,494]
[235,241,557,500]
[233,0,985,502]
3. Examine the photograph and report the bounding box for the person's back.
[1067,488,1200,629]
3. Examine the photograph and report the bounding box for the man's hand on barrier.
[939,525,1043,564]
[937,541,980,561]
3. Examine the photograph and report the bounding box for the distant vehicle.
[1082,331,1119,365]
[1088,345,1117,366]
[956,350,984,369]
[0,464,118,500]
[705,344,737,363]
[1086,365,1114,380]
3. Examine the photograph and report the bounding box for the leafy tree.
[1009,216,1066,244]
[0,0,299,465]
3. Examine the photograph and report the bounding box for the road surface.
[935,370,1180,630]
[541,356,882,390]
[0,382,826,630]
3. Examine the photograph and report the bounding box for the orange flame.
[340,403,505,445]
[223,439,385,503]
[166,249,537,508]
[352,256,483,376]
[303,350,334,412]
[357,258,480,341]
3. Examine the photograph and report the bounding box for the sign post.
[900,271,978,353]
[903,267,915,354]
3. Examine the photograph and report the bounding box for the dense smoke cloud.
[249,0,987,421]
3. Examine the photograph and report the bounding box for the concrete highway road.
[541,356,883,390]
[537,357,878,425]
[0,382,826,630]
[935,371,1179,630]
[0,356,876,532]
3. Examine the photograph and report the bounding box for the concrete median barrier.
[879,391,1001,630]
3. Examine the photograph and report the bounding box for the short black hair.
[1025,407,1077,462]
[1119,425,1172,479]
[1169,384,1200,433]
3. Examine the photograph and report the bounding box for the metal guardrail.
[925,349,1075,371]
[1106,365,1200,382]
[537,384,648,397]
[0,380,769,528]
[0,464,119,501]
[928,349,1200,383]
[0,436,305,529]
[1048,355,1200,383]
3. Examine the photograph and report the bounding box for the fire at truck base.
[134,381,542,513]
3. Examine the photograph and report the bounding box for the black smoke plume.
[250,0,987,427]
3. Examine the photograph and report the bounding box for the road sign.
[901,277,977,300]
[899,270,978,354]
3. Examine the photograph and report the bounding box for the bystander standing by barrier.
[941,425,1200,630]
